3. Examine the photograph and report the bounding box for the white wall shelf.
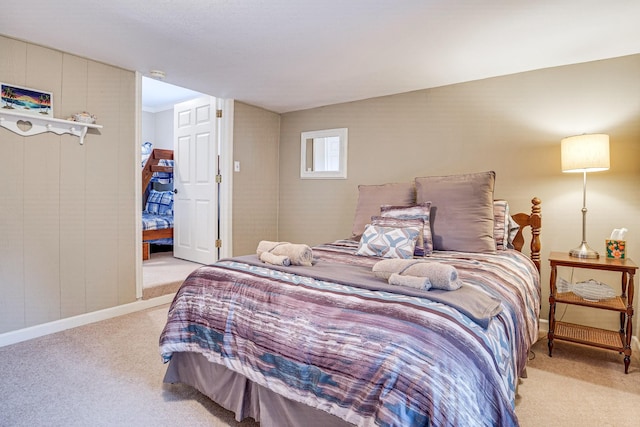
[0,109,102,145]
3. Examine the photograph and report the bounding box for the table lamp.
[561,134,610,258]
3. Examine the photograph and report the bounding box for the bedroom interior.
[1,1,639,425]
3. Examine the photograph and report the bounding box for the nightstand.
[548,251,638,373]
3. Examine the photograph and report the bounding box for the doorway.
[139,77,216,299]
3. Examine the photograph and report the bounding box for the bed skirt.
[163,352,354,427]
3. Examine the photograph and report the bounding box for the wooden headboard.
[510,197,542,272]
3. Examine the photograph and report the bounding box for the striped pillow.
[493,200,520,250]
[380,202,433,255]
[493,200,509,250]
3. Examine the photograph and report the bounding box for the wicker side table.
[548,251,638,373]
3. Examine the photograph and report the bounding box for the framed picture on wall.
[1,83,53,117]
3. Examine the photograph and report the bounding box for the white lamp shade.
[561,134,610,173]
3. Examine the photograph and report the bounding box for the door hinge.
[216,109,222,118]
[215,174,222,183]
[215,239,222,248]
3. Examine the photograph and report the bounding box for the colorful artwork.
[1,83,53,117]
[606,239,626,259]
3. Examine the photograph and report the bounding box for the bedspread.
[142,212,173,231]
[159,241,540,426]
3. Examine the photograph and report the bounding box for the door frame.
[134,72,234,299]
[217,98,234,260]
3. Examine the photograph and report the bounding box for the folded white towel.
[259,252,291,266]
[373,259,461,291]
[388,273,431,290]
[256,240,313,267]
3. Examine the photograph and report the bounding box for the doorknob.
[173,188,178,194]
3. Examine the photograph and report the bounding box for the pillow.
[506,215,520,249]
[415,171,496,253]
[351,182,415,240]
[356,224,420,259]
[493,200,521,250]
[493,200,510,250]
[379,202,433,255]
[371,216,426,256]
[145,189,174,216]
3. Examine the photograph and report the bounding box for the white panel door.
[173,96,218,264]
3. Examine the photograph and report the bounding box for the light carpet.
[142,251,201,299]
[1,304,639,426]
[517,334,640,426]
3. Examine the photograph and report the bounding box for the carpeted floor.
[1,304,639,426]
[142,251,201,299]
[517,335,640,426]
[0,305,256,427]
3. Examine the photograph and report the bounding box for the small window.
[300,128,348,179]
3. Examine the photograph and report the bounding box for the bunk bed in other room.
[142,147,175,260]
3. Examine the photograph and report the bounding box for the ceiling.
[141,77,204,112]
[2,1,639,113]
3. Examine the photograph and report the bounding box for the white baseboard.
[0,293,175,348]
[538,318,548,337]
[537,318,640,353]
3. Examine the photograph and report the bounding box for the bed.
[159,171,542,426]
[142,147,174,260]
[142,189,174,239]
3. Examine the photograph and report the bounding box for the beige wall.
[279,54,640,334]
[0,36,137,333]
[232,101,281,256]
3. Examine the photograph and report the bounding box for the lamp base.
[569,242,600,259]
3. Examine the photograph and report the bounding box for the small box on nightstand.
[605,239,626,259]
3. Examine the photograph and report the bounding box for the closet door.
[173,96,218,264]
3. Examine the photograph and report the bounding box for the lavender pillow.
[350,182,415,239]
[415,171,496,253]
